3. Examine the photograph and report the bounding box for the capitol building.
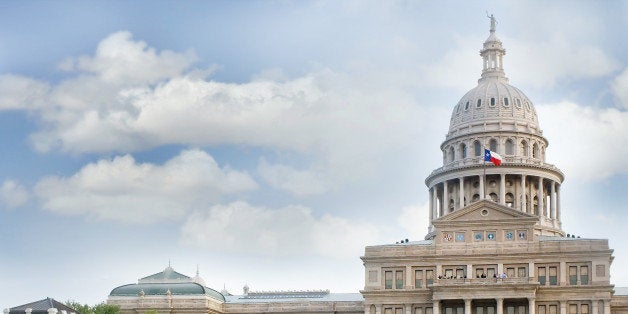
[106,18,628,314]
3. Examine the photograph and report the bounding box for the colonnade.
[428,173,561,224]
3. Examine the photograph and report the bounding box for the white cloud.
[508,36,620,89]
[0,179,30,209]
[538,101,628,181]
[34,149,257,224]
[61,31,197,85]
[257,158,329,196]
[180,201,381,258]
[612,67,628,109]
[0,75,49,110]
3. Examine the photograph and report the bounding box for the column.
[444,181,449,214]
[467,264,473,280]
[406,266,413,289]
[550,181,556,219]
[459,177,465,209]
[528,298,536,314]
[560,301,567,314]
[480,175,485,200]
[496,298,504,314]
[429,188,434,223]
[433,187,439,220]
[376,304,383,314]
[500,174,506,205]
[465,299,472,314]
[591,300,598,314]
[436,264,442,279]
[529,262,535,278]
[521,175,527,212]
[433,300,440,314]
[538,177,544,217]
[498,263,503,275]
[603,300,610,314]
[556,184,561,221]
[560,261,567,285]
[406,304,412,314]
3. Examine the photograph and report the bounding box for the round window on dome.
[477,99,482,108]
[516,98,522,108]
[490,97,496,107]
[503,97,509,107]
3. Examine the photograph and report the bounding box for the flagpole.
[483,147,487,200]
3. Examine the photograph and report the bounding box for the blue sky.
[1,0,628,308]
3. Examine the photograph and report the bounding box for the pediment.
[434,200,536,224]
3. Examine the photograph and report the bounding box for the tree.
[64,301,120,314]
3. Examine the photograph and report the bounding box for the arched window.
[489,193,498,202]
[533,143,539,159]
[505,139,514,155]
[465,101,470,110]
[472,194,480,202]
[449,146,455,162]
[490,97,496,107]
[503,97,509,107]
[489,139,498,152]
[505,193,514,207]
[460,143,467,159]
[477,99,482,108]
[474,141,482,157]
[520,140,528,157]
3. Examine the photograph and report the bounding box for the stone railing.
[432,277,535,286]
[428,157,563,178]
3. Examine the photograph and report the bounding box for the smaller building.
[5,298,77,314]
[107,265,363,314]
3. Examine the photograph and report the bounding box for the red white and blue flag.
[484,149,502,166]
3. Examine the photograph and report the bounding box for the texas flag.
[484,149,502,166]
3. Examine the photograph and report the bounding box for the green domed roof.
[110,282,225,302]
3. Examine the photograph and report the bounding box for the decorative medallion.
[474,232,483,241]
[443,233,453,242]
[506,231,514,240]
[487,232,495,240]
[518,231,527,240]
[456,233,465,242]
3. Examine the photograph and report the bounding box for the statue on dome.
[486,12,497,32]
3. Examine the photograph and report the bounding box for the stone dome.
[447,19,541,138]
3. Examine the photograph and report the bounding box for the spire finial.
[486,12,497,33]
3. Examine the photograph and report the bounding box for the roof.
[9,298,76,314]
[139,266,191,283]
[224,292,364,304]
[109,282,225,302]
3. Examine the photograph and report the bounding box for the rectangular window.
[507,267,515,278]
[396,270,404,289]
[487,268,496,278]
[569,305,577,314]
[385,271,393,289]
[549,306,557,314]
[569,266,578,285]
[477,307,484,314]
[538,306,546,314]
[385,309,393,314]
[426,270,434,285]
[487,307,495,314]
[456,268,465,279]
[426,308,433,314]
[538,267,546,285]
[549,267,558,285]
[581,266,589,285]
[445,269,454,278]
[416,308,423,314]
[581,305,589,314]
[518,306,526,314]
[518,267,527,278]
[396,308,403,314]
[507,306,515,314]
[415,270,423,288]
